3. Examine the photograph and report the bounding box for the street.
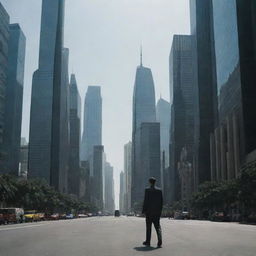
[0,217,256,256]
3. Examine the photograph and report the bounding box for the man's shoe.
[143,241,150,246]
[157,241,162,248]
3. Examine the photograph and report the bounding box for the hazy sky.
[2,0,190,205]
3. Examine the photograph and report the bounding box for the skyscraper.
[140,123,161,189]
[124,141,132,213]
[2,24,26,175]
[156,98,171,168]
[81,86,102,162]
[190,0,218,186]
[131,54,156,207]
[0,3,9,168]
[210,0,256,180]
[68,74,81,196]
[91,145,104,210]
[104,162,115,214]
[119,171,126,213]
[169,35,196,202]
[28,0,66,191]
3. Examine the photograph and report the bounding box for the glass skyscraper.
[3,24,26,175]
[210,0,256,181]
[131,60,156,206]
[29,0,66,191]
[0,3,9,167]
[80,86,102,163]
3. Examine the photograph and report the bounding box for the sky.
[2,0,190,207]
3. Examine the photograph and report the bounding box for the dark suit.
[142,186,163,244]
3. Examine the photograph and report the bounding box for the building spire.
[140,45,143,67]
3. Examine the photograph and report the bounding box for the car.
[78,214,88,218]
[24,210,40,222]
[66,214,74,219]
[49,213,60,220]
[114,210,120,217]
[0,208,24,224]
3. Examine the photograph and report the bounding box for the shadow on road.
[134,246,160,252]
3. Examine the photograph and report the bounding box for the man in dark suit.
[142,177,163,247]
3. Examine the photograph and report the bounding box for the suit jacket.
[142,186,163,217]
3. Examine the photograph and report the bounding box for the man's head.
[149,177,156,186]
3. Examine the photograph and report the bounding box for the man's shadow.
[134,246,160,252]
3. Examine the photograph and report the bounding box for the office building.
[190,0,218,186]
[169,35,196,202]
[2,24,26,175]
[81,86,102,162]
[131,53,156,206]
[29,0,66,191]
[0,3,9,168]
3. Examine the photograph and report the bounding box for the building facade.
[104,162,115,214]
[0,3,9,168]
[169,35,196,202]
[124,141,132,213]
[29,0,66,191]
[140,122,161,189]
[131,58,156,207]
[2,24,26,175]
[190,0,218,186]
[156,98,171,168]
[210,0,256,181]
[68,74,81,196]
[81,86,102,162]
[91,145,104,211]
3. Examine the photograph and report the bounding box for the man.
[142,177,163,247]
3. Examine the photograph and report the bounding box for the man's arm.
[142,189,148,214]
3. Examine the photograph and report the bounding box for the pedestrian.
[142,177,163,248]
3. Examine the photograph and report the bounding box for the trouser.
[145,215,162,243]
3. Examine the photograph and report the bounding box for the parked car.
[211,212,230,222]
[66,214,74,219]
[78,214,88,218]
[24,210,41,222]
[38,213,46,221]
[0,208,24,224]
[49,213,60,220]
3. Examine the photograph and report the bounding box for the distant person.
[142,177,163,247]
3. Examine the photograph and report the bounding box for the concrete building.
[131,53,156,207]
[210,0,256,181]
[124,141,132,213]
[190,0,218,186]
[0,3,9,168]
[29,0,66,192]
[80,161,90,202]
[81,86,102,162]
[104,162,115,214]
[91,145,104,211]
[68,74,81,196]
[2,24,26,175]
[169,35,196,202]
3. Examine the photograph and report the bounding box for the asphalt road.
[0,217,256,256]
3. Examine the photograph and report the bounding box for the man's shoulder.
[145,186,162,192]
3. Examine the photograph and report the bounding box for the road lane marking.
[0,223,47,232]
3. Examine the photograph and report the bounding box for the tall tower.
[2,24,26,175]
[190,0,218,186]
[68,74,81,196]
[0,3,9,169]
[28,0,66,191]
[81,86,102,162]
[131,52,156,207]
